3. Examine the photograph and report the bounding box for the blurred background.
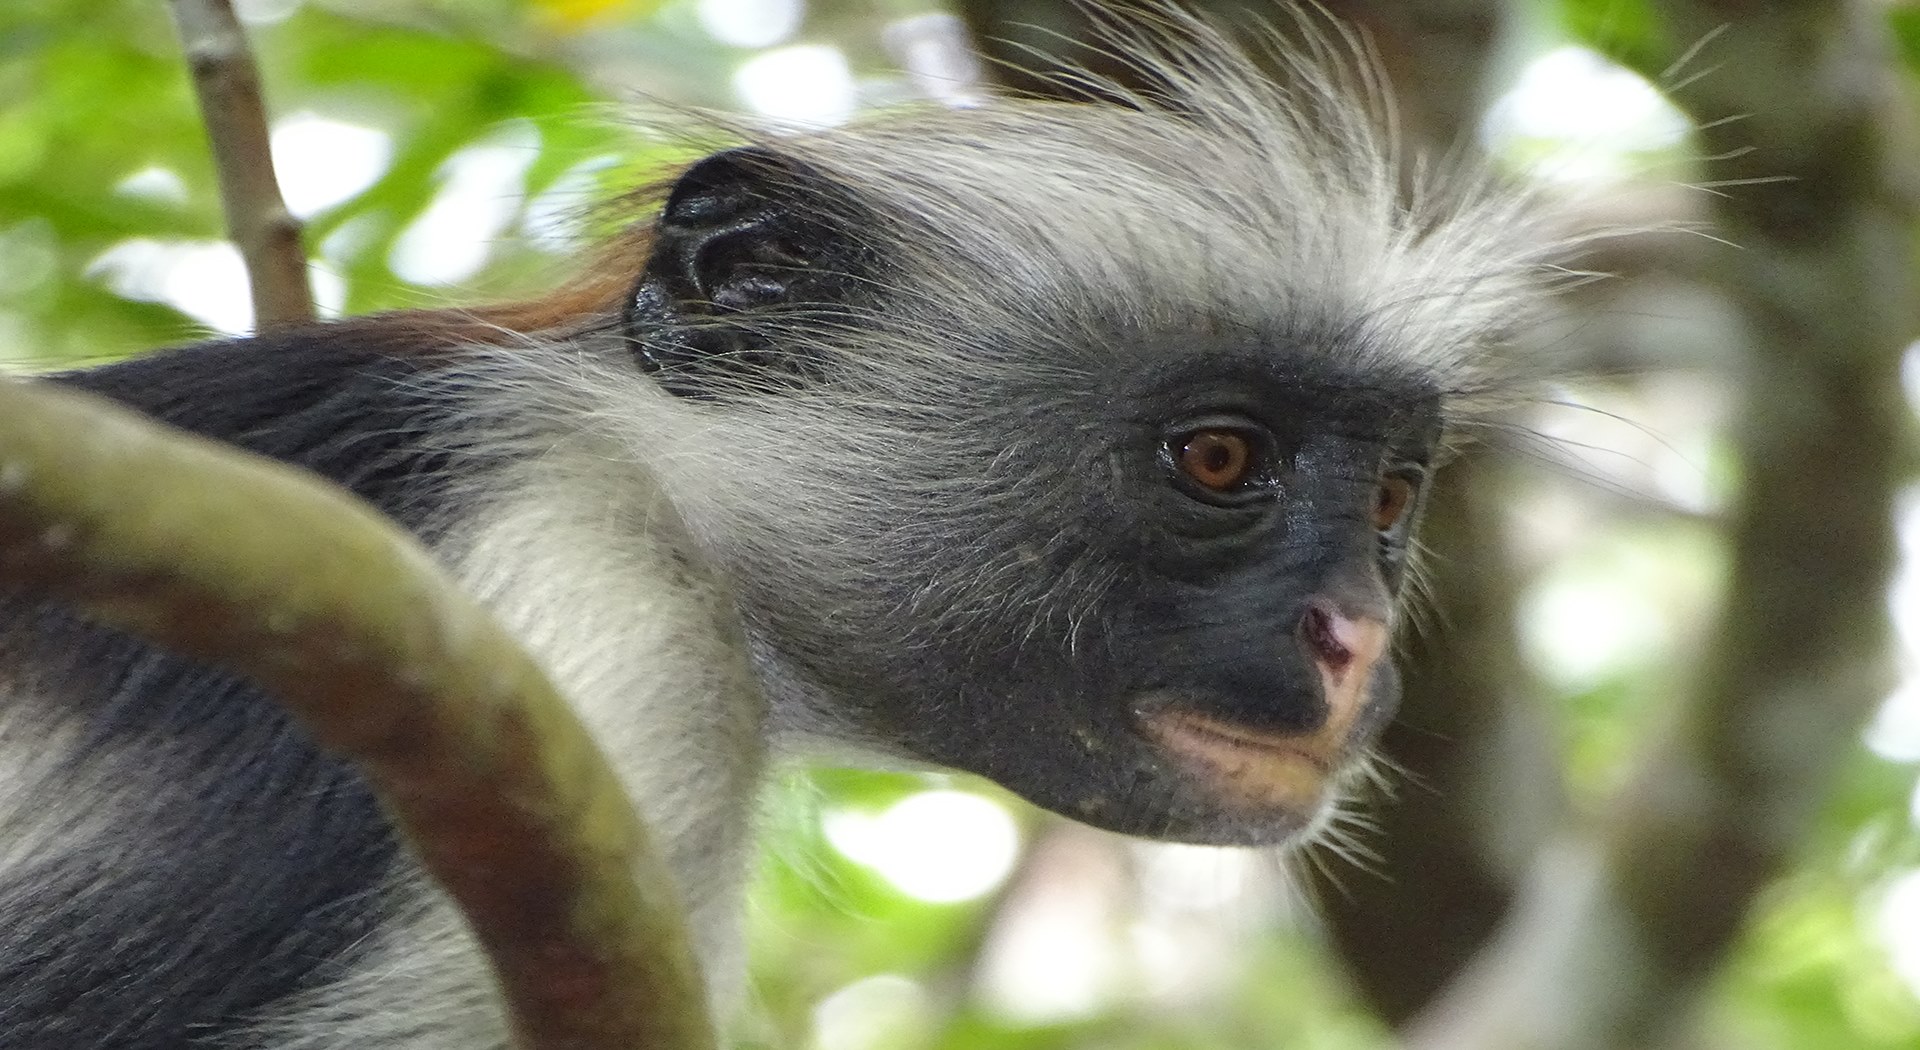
[4,1,1920,1047]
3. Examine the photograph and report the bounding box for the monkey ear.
[625,147,870,394]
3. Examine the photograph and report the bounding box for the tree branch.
[166,0,315,329]
[0,377,714,1050]
[1407,2,1919,1046]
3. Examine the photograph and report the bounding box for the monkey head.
[607,70,1548,847]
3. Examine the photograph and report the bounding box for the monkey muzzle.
[1138,599,1391,820]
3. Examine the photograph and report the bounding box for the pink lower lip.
[1140,708,1338,813]
[1156,712,1332,773]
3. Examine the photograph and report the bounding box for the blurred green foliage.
[0,0,673,366]
[1556,0,1667,73]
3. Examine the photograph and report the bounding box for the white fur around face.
[242,446,770,1048]
[451,449,771,989]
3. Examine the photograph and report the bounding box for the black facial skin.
[848,352,1442,846]
[629,151,1445,846]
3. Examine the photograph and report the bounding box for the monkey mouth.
[1140,707,1339,816]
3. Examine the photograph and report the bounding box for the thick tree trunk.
[1409,3,1917,1047]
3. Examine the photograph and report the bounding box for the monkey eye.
[1372,472,1420,533]
[1163,422,1276,505]
[1179,430,1252,490]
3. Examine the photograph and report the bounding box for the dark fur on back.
[0,325,479,1047]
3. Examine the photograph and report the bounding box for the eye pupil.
[1178,430,1254,492]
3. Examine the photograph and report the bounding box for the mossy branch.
[0,377,715,1050]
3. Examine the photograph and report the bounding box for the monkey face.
[715,344,1442,848]
[849,357,1441,847]
[627,145,1469,848]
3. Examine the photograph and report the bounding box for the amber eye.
[1373,475,1417,532]
[1177,429,1256,492]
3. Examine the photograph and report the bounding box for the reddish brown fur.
[358,177,673,351]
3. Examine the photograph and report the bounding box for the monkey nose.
[1298,599,1389,734]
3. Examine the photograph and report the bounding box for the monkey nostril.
[1299,601,1354,673]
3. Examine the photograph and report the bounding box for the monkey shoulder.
[52,319,498,535]
[0,319,496,1047]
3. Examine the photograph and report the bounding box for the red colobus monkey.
[0,13,1567,1049]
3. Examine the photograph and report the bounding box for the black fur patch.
[0,324,487,1047]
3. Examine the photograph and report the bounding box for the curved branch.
[0,377,714,1050]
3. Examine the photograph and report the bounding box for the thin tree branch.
[0,377,715,1050]
[166,0,315,329]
